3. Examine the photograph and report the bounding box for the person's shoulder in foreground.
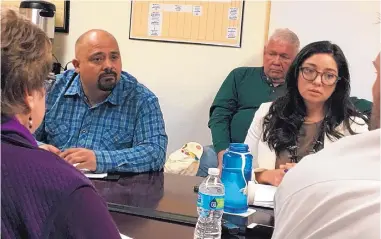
[0,8,120,238]
[2,135,121,239]
[272,129,380,239]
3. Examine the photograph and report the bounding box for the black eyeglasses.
[299,67,341,86]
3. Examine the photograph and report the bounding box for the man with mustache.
[35,29,168,173]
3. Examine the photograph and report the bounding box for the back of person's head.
[263,41,367,155]
[1,8,52,117]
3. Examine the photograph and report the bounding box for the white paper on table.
[84,172,108,179]
[120,233,133,239]
[223,208,256,218]
[72,163,106,178]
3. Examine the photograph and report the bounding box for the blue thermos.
[221,143,253,213]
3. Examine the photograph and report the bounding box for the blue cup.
[221,143,252,213]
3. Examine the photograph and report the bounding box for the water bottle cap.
[208,168,220,176]
[229,143,249,153]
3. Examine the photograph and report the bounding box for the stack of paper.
[247,182,277,209]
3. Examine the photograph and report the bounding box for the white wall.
[269,0,380,100]
[53,1,270,154]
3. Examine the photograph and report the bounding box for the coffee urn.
[19,1,61,74]
[19,1,56,40]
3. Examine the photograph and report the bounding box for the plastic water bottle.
[221,143,252,213]
[194,168,225,239]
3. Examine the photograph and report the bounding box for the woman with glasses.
[1,9,120,238]
[244,41,369,186]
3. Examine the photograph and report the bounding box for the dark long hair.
[262,41,368,156]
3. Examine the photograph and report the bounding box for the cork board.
[129,0,244,47]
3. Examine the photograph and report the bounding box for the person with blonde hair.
[1,8,120,238]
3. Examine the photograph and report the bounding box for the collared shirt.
[34,70,168,173]
[272,129,380,239]
[259,67,287,101]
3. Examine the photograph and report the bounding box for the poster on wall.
[129,0,245,48]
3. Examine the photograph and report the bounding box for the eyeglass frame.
[299,66,341,86]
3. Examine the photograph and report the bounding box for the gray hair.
[268,28,300,50]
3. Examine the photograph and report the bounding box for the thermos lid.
[19,1,56,12]
[208,168,220,176]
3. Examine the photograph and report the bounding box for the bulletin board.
[129,0,245,47]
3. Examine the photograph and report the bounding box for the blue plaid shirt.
[34,70,168,173]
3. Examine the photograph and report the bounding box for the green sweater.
[208,67,372,153]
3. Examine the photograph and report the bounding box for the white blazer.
[244,102,369,176]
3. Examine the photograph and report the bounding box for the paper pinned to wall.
[162,4,193,13]
[226,27,237,39]
[192,5,202,16]
[148,11,162,36]
[228,7,238,20]
[150,3,160,11]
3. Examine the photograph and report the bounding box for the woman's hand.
[256,169,286,187]
[279,163,297,171]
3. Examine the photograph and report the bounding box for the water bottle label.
[197,192,224,210]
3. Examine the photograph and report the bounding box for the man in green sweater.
[196,29,300,177]
[197,29,373,177]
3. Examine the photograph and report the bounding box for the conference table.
[92,172,274,239]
